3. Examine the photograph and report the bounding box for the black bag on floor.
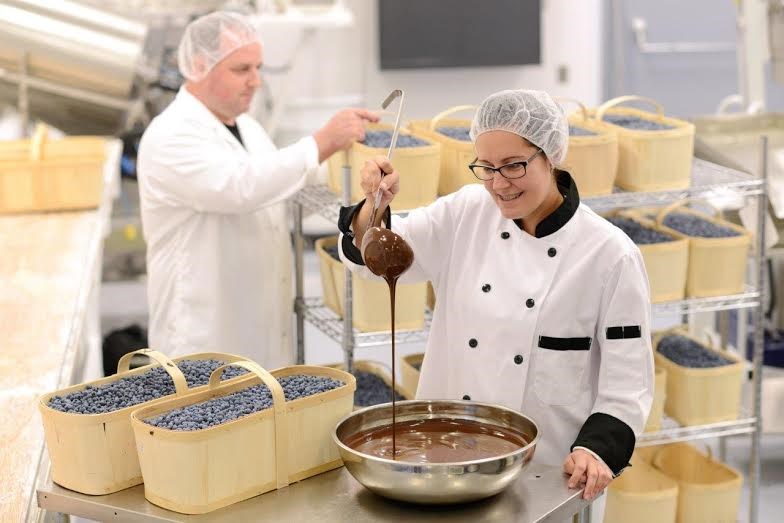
[102,325,149,376]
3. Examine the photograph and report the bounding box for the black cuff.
[571,412,636,475]
[337,199,392,267]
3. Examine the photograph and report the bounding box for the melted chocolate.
[360,226,415,457]
[345,418,529,463]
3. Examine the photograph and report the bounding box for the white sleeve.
[593,249,655,436]
[338,190,460,285]
[139,127,318,214]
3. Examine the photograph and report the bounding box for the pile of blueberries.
[657,335,732,368]
[354,370,405,407]
[607,216,674,245]
[325,244,341,262]
[603,114,674,131]
[663,213,741,238]
[569,126,597,137]
[362,131,429,148]
[145,375,346,431]
[47,360,248,415]
[436,126,471,142]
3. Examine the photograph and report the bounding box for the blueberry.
[47,359,250,415]
[436,127,471,142]
[353,371,404,407]
[144,375,345,431]
[606,216,674,244]
[362,130,429,148]
[663,213,741,238]
[657,335,732,368]
[569,126,597,137]
[325,245,340,262]
[603,114,674,131]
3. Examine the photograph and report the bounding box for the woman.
[337,90,654,511]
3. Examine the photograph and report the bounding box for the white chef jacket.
[137,87,318,368]
[338,174,654,473]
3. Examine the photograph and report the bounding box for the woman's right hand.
[360,155,400,211]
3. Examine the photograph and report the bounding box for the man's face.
[201,42,263,121]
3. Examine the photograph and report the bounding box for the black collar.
[513,169,580,238]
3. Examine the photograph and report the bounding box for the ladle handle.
[366,90,405,231]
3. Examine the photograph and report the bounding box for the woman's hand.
[563,449,613,501]
[359,155,400,210]
[352,156,400,246]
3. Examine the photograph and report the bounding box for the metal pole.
[17,52,29,136]
[342,152,355,374]
[750,135,768,523]
[576,504,592,523]
[293,202,305,365]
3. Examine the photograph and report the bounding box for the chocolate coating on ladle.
[360,227,414,281]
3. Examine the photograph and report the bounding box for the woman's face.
[474,131,554,220]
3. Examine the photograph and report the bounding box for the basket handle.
[596,95,665,123]
[29,123,48,161]
[655,198,723,227]
[553,96,589,121]
[209,361,289,490]
[429,105,477,131]
[117,348,188,395]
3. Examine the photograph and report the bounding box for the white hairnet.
[470,89,569,166]
[177,11,262,82]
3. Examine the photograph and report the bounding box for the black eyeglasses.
[468,148,544,181]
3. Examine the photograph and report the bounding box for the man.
[137,11,377,367]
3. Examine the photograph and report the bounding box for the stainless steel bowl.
[333,400,539,504]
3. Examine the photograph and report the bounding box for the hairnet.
[470,89,569,166]
[177,11,262,82]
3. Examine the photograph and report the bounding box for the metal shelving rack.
[292,152,769,523]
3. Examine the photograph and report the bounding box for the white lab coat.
[137,87,318,368]
[339,184,655,473]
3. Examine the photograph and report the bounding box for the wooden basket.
[605,453,679,523]
[0,123,107,213]
[654,200,752,298]
[605,210,689,303]
[408,105,477,195]
[315,236,427,332]
[652,443,743,523]
[131,361,356,514]
[653,328,745,426]
[594,96,695,192]
[327,122,441,210]
[328,359,415,408]
[645,366,667,432]
[556,97,619,196]
[400,352,424,397]
[37,349,250,495]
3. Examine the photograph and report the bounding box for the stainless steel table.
[37,464,593,522]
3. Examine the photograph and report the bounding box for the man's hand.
[314,108,380,162]
[563,449,613,501]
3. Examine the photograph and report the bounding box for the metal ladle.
[360,89,415,280]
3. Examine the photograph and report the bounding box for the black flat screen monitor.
[379,0,541,70]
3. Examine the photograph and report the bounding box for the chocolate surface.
[345,418,528,463]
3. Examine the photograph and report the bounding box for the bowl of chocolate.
[333,400,539,504]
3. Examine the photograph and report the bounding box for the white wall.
[262,0,605,141]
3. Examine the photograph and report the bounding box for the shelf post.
[341,152,355,374]
[293,201,305,365]
[749,136,768,523]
